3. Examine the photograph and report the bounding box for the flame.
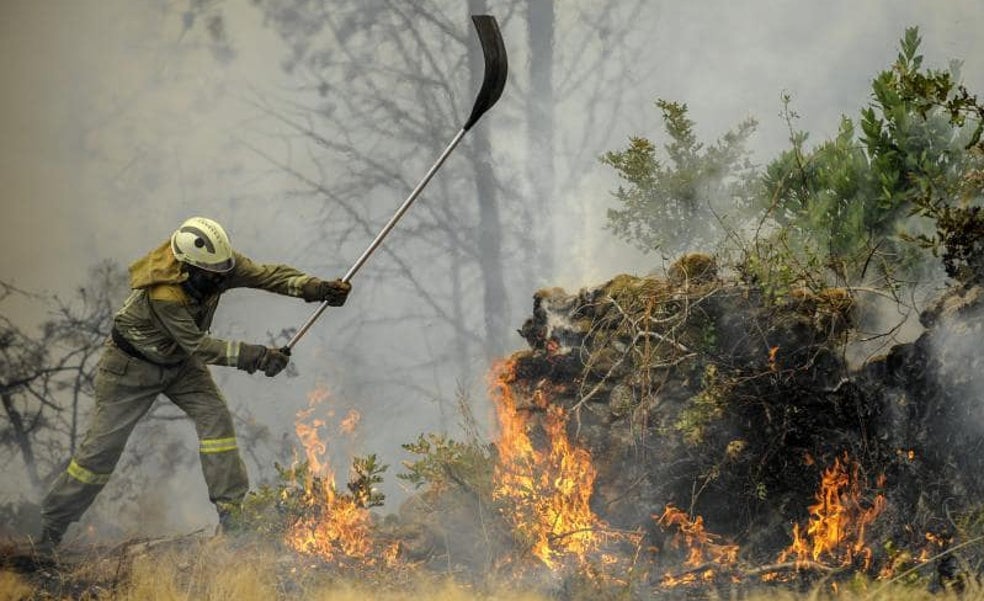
[489,357,603,568]
[896,448,916,462]
[657,505,739,586]
[768,345,780,371]
[917,531,949,564]
[339,409,361,434]
[288,489,375,560]
[285,386,396,565]
[295,387,331,477]
[777,453,886,570]
[545,338,561,359]
[876,529,944,580]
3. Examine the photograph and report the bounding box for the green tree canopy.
[602,99,758,254]
[606,27,984,290]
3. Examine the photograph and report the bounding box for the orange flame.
[768,345,780,372]
[778,453,886,570]
[289,490,375,561]
[657,505,739,586]
[295,387,331,477]
[489,357,603,568]
[339,409,361,435]
[285,386,396,565]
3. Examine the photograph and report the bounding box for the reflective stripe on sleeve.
[66,458,112,486]
[287,276,307,297]
[227,340,240,366]
[200,437,239,454]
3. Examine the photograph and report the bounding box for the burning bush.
[13,254,984,599]
[208,253,984,596]
[403,252,984,593]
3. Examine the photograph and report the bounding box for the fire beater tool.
[285,14,507,351]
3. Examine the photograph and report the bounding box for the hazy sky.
[3,1,983,305]
[2,0,983,533]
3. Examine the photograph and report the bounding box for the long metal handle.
[285,128,467,350]
[284,15,506,351]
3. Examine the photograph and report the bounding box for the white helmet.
[170,217,236,273]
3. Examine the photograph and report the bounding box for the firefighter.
[37,216,350,554]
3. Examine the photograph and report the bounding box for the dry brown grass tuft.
[0,571,33,601]
[76,538,552,601]
[301,579,550,601]
[740,580,984,601]
[115,539,281,601]
[10,537,984,601]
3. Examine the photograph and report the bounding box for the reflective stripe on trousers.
[199,436,238,454]
[66,458,112,486]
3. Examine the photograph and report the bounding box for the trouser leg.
[165,363,248,516]
[41,348,160,540]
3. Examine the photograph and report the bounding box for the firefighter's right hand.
[238,343,290,377]
[301,278,352,306]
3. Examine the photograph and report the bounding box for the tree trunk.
[468,0,509,359]
[526,0,555,282]
[2,392,42,492]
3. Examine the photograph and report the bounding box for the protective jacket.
[40,239,318,542]
[114,241,314,365]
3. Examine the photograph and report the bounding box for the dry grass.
[0,571,33,601]
[4,538,982,601]
[5,537,552,601]
[117,550,552,601]
[741,582,983,601]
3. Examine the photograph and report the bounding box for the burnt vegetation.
[3,25,984,601]
[376,26,984,596]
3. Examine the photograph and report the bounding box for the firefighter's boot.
[215,502,245,536]
[33,526,63,562]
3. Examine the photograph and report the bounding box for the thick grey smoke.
[1,0,982,537]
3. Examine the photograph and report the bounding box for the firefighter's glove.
[301,278,352,306]
[238,343,290,377]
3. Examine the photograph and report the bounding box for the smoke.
[550,1,984,286]
[2,0,983,539]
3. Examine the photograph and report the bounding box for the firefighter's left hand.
[238,343,290,377]
[257,346,290,377]
[301,278,351,306]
